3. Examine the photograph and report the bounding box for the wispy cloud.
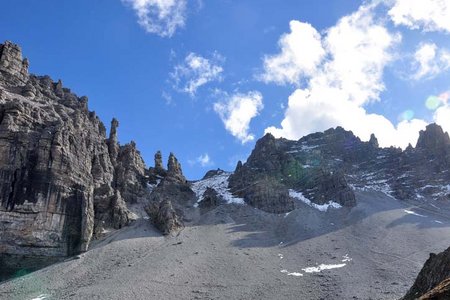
[411,43,450,80]
[121,0,188,37]
[170,52,224,96]
[214,91,263,144]
[188,153,213,167]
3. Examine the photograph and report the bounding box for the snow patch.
[191,172,245,205]
[404,209,426,217]
[289,190,342,212]
[30,295,49,300]
[302,263,347,273]
[280,269,303,277]
[435,220,444,224]
[342,254,352,262]
[278,253,284,259]
[287,272,303,277]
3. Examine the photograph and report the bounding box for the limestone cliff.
[0,41,147,261]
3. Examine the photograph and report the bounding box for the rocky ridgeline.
[229,125,450,213]
[229,132,356,213]
[0,41,154,265]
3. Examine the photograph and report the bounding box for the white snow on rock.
[302,263,347,273]
[289,190,342,212]
[30,295,49,300]
[280,269,303,277]
[342,254,352,262]
[403,209,426,217]
[191,172,245,205]
[287,272,303,277]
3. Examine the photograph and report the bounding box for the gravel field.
[1,190,450,300]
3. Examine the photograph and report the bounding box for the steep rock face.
[114,141,147,204]
[229,133,355,213]
[0,41,146,261]
[416,123,450,166]
[417,278,450,300]
[0,41,29,84]
[145,151,195,235]
[230,124,449,213]
[167,152,187,183]
[145,199,183,235]
[403,246,450,300]
[229,124,450,213]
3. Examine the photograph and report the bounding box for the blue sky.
[1,0,450,179]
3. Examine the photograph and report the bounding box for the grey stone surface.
[0,41,147,260]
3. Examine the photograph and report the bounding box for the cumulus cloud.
[388,0,450,33]
[411,43,450,80]
[266,89,428,148]
[261,21,325,85]
[122,0,187,37]
[263,3,439,149]
[430,92,450,134]
[214,91,264,144]
[171,52,224,96]
[188,153,213,167]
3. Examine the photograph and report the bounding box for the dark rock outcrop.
[145,151,195,235]
[403,247,450,300]
[145,199,183,235]
[229,132,356,213]
[198,187,226,211]
[0,41,148,263]
[417,278,450,300]
[167,152,187,183]
[416,123,450,165]
[202,168,226,180]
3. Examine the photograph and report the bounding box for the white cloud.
[434,104,450,134]
[411,43,450,80]
[261,21,325,85]
[171,52,224,96]
[122,0,187,37]
[214,91,264,144]
[388,0,450,33]
[265,89,428,148]
[431,92,450,134]
[263,3,438,149]
[188,153,213,167]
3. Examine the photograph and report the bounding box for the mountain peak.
[0,40,29,83]
[416,123,450,152]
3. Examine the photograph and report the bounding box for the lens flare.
[425,95,442,110]
[438,92,449,103]
[399,109,414,121]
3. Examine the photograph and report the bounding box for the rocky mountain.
[0,41,187,278]
[229,125,449,214]
[2,40,450,299]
